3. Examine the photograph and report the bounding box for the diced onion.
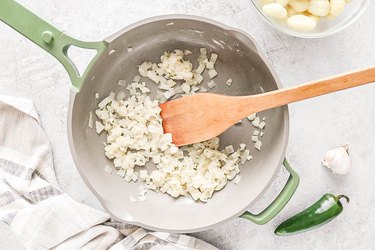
[118,80,127,86]
[96,49,253,202]
[88,112,93,128]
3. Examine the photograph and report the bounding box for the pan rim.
[67,14,290,233]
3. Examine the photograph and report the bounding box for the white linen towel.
[0,95,218,250]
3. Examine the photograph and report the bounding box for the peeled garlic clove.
[287,14,317,32]
[308,0,330,17]
[330,0,346,17]
[288,0,309,13]
[262,3,288,19]
[322,144,351,175]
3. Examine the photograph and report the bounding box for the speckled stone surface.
[1,1,374,249]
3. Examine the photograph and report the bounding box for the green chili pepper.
[275,193,350,236]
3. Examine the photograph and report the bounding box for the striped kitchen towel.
[0,95,217,250]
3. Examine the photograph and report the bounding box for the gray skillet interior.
[68,16,289,232]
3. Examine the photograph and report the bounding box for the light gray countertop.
[1,0,374,249]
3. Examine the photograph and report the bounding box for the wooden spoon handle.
[241,66,375,113]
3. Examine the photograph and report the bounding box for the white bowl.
[250,0,371,38]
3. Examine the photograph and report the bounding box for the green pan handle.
[0,0,108,92]
[240,159,299,224]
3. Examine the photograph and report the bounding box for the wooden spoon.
[160,66,375,146]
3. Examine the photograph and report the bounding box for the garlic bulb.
[322,144,351,174]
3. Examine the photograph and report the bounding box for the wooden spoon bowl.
[161,66,375,146]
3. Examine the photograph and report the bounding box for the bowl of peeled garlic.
[250,0,371,38]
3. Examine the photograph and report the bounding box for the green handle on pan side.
[240,159,300,224]
[0,0,108,92]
